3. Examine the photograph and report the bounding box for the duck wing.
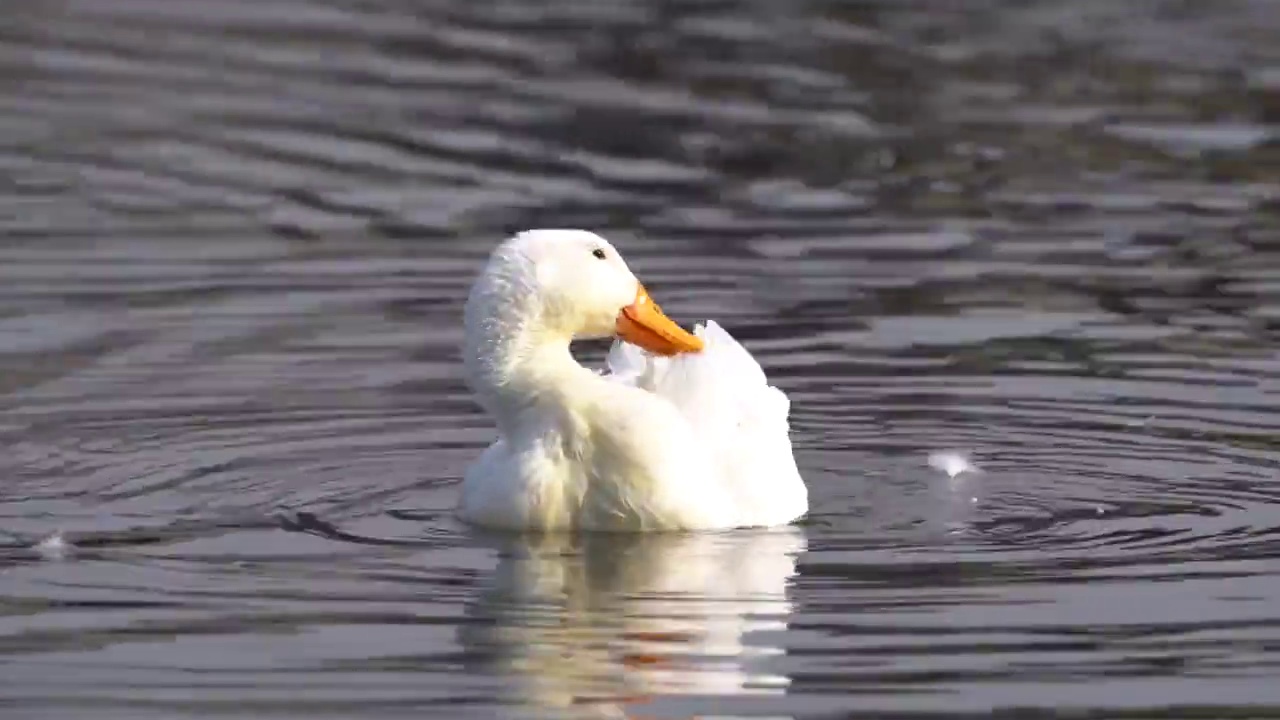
[606,321,808,526]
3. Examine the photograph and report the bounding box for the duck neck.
[463,297,591,437]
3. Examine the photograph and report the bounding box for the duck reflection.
[459,529,805,718]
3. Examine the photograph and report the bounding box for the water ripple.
[4,0,1280,717]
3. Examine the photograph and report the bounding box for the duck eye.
[592,248,607,260]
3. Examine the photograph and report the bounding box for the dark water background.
[3,0,1280,717]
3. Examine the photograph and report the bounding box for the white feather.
[606,321,806,527]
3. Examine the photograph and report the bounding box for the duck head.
[467,229,702,353]
[462,230,702,412]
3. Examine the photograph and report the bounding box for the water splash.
[927,451,979,479]
[35,531,68,560]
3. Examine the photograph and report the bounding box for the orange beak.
[615,285,704,356]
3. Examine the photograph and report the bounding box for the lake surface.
[3,0,1280,717]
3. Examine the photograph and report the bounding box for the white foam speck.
[927,451,979,479]
[35,532,68,559]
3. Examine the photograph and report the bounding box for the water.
[3,0,1280,717]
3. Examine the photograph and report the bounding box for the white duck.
[459,229,807,531]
